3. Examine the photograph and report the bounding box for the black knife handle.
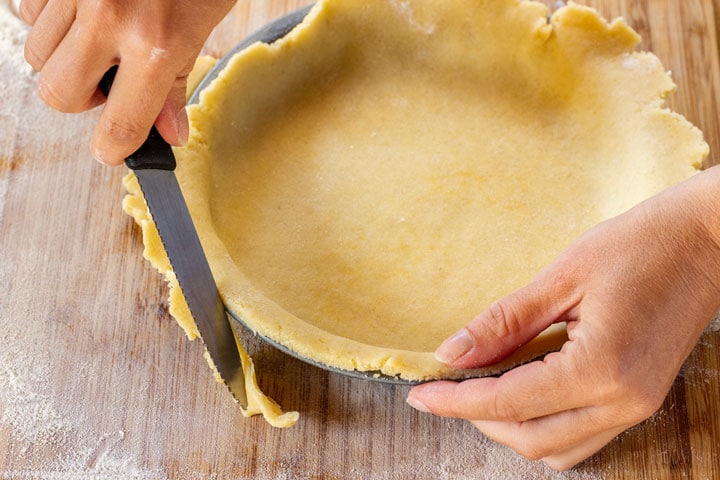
[98,66,176,171]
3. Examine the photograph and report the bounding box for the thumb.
[154,77,190,147]
[436,270,579,369]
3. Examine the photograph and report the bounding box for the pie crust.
[124,0,706,425]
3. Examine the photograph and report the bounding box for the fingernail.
[92,146,107,165]
[175,108,189,146]
[435,328,474,365]
[406,395,430,413]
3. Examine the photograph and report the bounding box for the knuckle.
[486,301,511,336]
[37,79,73,113]
[625,389,663,422]
[485,300,522,344]
[546,266,575,300]
[489,393,523,421]
[471,422,550,461]
[85,2,115,34]
[543,457,575,472]
[89,0,121,23]
[113,20,180,68]
[23,42,46,71]
[36,73,105,114]
[593,355,630,398]
[18,0,39,24]
[517,447,545,462]
[596,362,664,423]
[144,42,174,64]
[100,116,146,146]
[513,438,549,461]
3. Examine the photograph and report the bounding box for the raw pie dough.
[124,0,706,426]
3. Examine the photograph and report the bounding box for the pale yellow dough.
[124,0,707,424]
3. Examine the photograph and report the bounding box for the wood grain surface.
[1,1,719,479]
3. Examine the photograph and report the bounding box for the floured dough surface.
[135,0,707,384]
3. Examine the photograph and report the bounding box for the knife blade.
[100,67,247,407]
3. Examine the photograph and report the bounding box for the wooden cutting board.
[1,1,719,478]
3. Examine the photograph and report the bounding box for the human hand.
[407,166,720,470]
[19,0,235,165]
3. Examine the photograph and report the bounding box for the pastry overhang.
[125,0,707,406]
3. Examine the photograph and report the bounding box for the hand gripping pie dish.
[123,0,706,426]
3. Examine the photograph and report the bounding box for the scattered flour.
[0,5,165,479]
[0,6,33,120]
[0,327,167,479]
[0,347,74,447]
[0,5,94,154]
[0,3,27,223]
[388,0,436,35]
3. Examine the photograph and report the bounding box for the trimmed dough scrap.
[124,0,707,425]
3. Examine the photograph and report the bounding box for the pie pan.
[180,0,704,384]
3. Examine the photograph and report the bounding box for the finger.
[542,427,626,471]
[153,74,191,147]
[24,0,76,71]
[470,407,629,467]
[36,21,114,113]
[435,270,581,368]
[408,346,589,421]
[18,0,48,25]
[91,57,178,165]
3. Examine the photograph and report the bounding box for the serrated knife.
[100,67,247,407]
